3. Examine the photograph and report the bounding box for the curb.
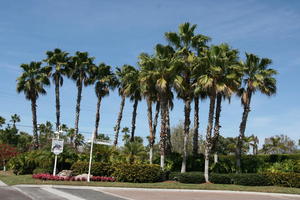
[15,184,300,198]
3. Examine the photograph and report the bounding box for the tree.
[16,62,51,149]
[44,48,70,131]
[138,44,180,169]
[89,63,117,137]
[0,144,18,171]
[193,44,240,182]
[113,66,128,146]
[262,134,296,154]
[10,114,20,128]
[69,51,95,146]
[236,53,277,172]
[139,54,161,164]
[38,121,54,148]
[119,65,141,142]
[0,116,5,128]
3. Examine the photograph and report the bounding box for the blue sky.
[0,0,299,145]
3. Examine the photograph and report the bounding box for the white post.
[87,131,95,182]
[52,126,62,176]
[53,155,58,176]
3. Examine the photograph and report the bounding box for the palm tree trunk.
[55,77,60,131]
[159,95,168,169]
[150,101,160,164]
[147,98,154,164]
[130,99,138,142]
[31,97,39,149]
[74,80,83,147]
[236,92,252,173]
[113,95,126,146]
[193,96,199,156]
[212,94,222,149]
[165,104,172,154]
[204,93,216,182]
[181,98,191,173]
[94,96,102,137]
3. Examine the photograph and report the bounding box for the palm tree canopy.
[16,62,51,100]
[44,48,70,86]
[89,63,118,98]
[69,51,95,87]
[116,65,141,101]
[193,44,242,97]
[238,53,277,105]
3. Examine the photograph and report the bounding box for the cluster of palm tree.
[16,22,277,182]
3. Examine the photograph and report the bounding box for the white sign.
[51,139,64,155]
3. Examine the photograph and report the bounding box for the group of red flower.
[32,173,116,182]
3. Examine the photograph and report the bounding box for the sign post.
[51,129,64,176]
[87,134,112,182]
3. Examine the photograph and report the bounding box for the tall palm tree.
[139,54,161,164]
[10,114,20,128]
[16,62,51,149]
[193,44,240,182]
[44,48,70,131]
[89,63,117,137]
[139,44,180,169]
[236,53,277,172]
[166,22,210,173]
[69,51,95,145]
[113,66,128,146]
[121,65,141,142]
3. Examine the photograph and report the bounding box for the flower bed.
[32,173,115,182]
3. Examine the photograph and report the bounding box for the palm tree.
[89,63,117,137]
[193,44,240,182]
[139,54,161,164]
[10,114,20,128]
[44,48,69,131]
[69,51,95,146]
[16,62,51,149]
[165,22,210,173]
[113,66,128,146]
[117,65,141,142]
[138,44,180,169]
[236,53,277,172]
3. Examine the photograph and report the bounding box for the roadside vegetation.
[0,22,300,192]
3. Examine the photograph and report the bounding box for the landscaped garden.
[0,22,299,194]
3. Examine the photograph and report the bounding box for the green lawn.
[1,174,300,195]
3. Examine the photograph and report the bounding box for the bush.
[178,172,205,184]
[33,168,51,174]
[169,171,181,181]
[266,172,300,188]
[113,163,163,183]
[32,173,116,182]
[265,159,300,173]
[71,161,113,176]
[231,173,271,186]
[210,174,232,184]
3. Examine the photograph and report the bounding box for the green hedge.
[178,172,206,184]
[112,163,163,183]
[71,161,113,176]
[266,172,300,188]
[210,174,232,184]
[231,173,271,186]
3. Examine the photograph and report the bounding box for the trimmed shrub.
[71,161,113,176]
[113,163,163,183]
[210,174,232,184]
[169,171,181,181]
[231,173,271,186]
[266,172,300,188]
[178,172,205,184]
[33,168,51,174]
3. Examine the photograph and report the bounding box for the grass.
[1,173,300,195]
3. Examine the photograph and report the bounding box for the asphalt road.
[1,184,300,200]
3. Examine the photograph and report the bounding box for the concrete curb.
[0,180,7,186]
[15,184,300,198]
